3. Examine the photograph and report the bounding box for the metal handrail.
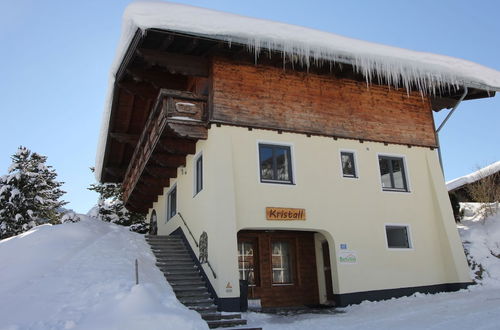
[177,212,217,279]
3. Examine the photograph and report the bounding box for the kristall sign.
[266,207,306,220]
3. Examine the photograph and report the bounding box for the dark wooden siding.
[212,57,437,147]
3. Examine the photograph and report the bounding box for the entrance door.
[322,241,334,301]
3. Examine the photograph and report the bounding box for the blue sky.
[0,0,499,213]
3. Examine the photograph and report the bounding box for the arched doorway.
[149,210,158,235]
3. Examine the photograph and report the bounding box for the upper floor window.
[259,143,293,184]
[340,151,357,178]
[194,154,203,195]
[167,185,177,220]
[378,155,408,192]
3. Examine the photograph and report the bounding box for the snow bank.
[458,203,500,286]
[446,161,500,191]
[0,216,207,330]
[94,1,500,181]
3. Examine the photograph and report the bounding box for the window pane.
[391,159,405,190]
[259,146,274,181]
[341,152,356,177]
[386,226,410,248]
[168,187,177,218]
[271,241,292,284]
[379,157,392,188]
[196,156,203,193]
[238,242,256,285]
[275,148,290,181]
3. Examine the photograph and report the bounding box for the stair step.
[165,273,202,281]
[169,279,206,286]
[154,252,191,257]
[201,313,242,321]
[182,298,215,306]
[207,319,247,329]
[157,262,197,268]
[190,305,218,313]
[176,291,211,299]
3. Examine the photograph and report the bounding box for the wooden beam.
[140,174,170,188]
[109,133,139,146]
[118,80,158,100]
[126,66,187,90]
[144,166,178,179]
[104,166,127,178]
[136,49,209,77]
[157,138,196,155]
[151,153,186,168]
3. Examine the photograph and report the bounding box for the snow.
[94,1,500,181]
[0,216,207,330]
[446,161,500,191]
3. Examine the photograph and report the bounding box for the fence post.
[135,259,139,285]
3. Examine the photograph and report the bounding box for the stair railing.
[177,212,217,279]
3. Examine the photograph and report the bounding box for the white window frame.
[339,149,359,179]
[193,151,203,197]
[166,183,177,222]
[376,153,411,193]
[384,223,414,250]
[256,140,297,186]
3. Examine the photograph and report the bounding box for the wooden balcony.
[123,89,208,212]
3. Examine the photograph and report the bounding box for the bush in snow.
[466,167,500,220]
[0,147,67,239]
[61,211,80,223]
[88,168,146,228]
[129,222,150,234]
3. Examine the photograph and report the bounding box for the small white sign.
[339,251,357,264]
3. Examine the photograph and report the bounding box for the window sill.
[382,188,410,193]
[260,180,295,185]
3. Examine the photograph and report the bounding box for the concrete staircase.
[146,235,257,329]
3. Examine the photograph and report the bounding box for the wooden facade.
[238,230,319,308]
[212,57,437,147]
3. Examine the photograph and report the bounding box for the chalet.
[447,161,500,202]
[95,2,500,314]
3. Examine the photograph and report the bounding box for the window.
[271,241,293,284]
[385,225,412,249]
[378,155,408,191]
[238,240,258,286]
[194,154,203,195]
[167,186,177,220]
[340,151,357,178]
[259,144,293,184]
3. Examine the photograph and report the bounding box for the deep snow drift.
[0,216,207,330]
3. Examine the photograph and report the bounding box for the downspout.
[435,86,468,175]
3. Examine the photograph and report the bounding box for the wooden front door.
[322,241,335,301]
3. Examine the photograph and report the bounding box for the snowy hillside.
[458,203,500,286]
[0,216,207,330]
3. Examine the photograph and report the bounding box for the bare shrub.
[467,167,500,219]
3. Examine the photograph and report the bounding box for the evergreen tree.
[88,168,146,227]
[0,147,67,239]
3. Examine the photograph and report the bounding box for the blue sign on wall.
[340,243,347,250]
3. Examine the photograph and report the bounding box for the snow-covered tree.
[0,147,67,239]
[88,168,145,228]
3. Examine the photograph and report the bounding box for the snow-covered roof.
[447,161,500,191]
[95,1,500,180]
